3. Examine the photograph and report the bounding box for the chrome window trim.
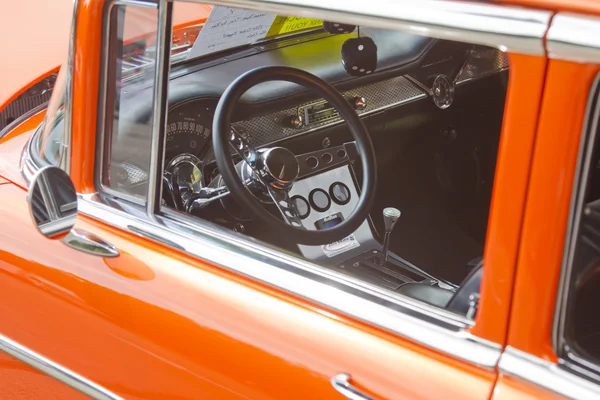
[96,0,158,208]
[147,0,173,216]
[58,0,78,173]
[77,193,502,369]
[0,333,122,400]
[548,14,600,64]
[178,0,550,55]
[499,346,600,400]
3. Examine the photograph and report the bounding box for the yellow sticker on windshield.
[266,16,323,37]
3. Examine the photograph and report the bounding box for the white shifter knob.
[383,207,401,232]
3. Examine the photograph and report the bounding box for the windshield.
[121,4,322,82]
[35,2,323,167]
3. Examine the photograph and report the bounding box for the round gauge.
[165,106,213,163]
[291,195,310,219]
[166,153,204,193]
[309,188,331,213]
[431,75,455,109]
[329,182,351,205]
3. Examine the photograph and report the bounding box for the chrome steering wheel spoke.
[267,187,305,229]
[228,128,265,183]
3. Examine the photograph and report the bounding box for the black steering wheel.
[213,66,377,246]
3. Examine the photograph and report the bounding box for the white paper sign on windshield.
[187,6,277,58]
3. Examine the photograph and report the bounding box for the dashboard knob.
[352,96,367,110]
[283,114,304,129]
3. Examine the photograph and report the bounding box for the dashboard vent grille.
[0,74,56,131]
[456,48,508,85]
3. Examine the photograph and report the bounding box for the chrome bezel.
[432,74,455,110]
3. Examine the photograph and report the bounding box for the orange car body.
[0,0,599,399]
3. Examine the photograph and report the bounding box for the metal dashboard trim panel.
[209,49,508,158]
[499,346,600,400]
[78,194,502,370]
[548,14,600,64]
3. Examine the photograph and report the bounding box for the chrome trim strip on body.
[78,194,501,369]
[0,333,122,400]
[499,346,600,400]
[548,14,600,64]
[59,0,79,173]
[182,0,551,55]
[147,0,173,216]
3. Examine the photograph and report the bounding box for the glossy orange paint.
[0,181,497,399]
[70,0,109,193]
[507,60,600,361]
[0,352,88,399]
[470,54,548,345]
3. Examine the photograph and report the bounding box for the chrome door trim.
[64,228,120,257]
[548,14,600,63]
[499,346,600,400]
[58,0,79,173]
[181,0,551,55]
[0,333,122,400]
[147,0,173,216]
[78,194,502,369]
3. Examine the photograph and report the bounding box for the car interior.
[104,7,509,318]
[566,117,600,363]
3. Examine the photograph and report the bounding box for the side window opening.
[560,77,600,373]
[99,2,510,319]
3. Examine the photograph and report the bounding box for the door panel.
[0,183,495,399]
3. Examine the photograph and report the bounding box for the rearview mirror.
[27,166,77,240]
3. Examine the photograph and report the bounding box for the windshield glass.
[122,4,322,82]
[36,2,323,168]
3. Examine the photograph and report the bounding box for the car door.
[493,13,600,400]
[0,0,551,399]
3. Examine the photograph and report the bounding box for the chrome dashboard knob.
[351,96,367,110]
[283,114,304,129]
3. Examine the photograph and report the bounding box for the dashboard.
[110,26,508,250]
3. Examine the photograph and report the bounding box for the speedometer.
[165,106,213,163]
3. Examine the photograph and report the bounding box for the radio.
[299,100,340,127]
[290,96,367,129]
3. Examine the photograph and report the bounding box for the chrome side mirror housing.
[27,166,77,239]
[27,166,118,257]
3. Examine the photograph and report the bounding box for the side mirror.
[27,166,77,240]
[26,166,119,257]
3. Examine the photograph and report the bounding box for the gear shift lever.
[381,207,401,265]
